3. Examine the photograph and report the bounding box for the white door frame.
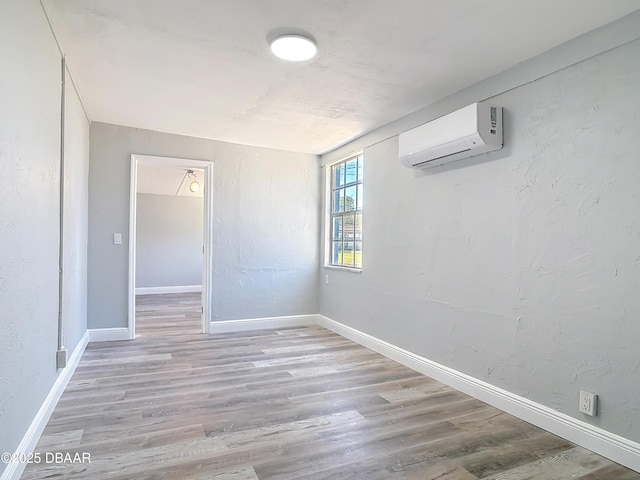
[128,154,213,338]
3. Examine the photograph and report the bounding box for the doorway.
[128,154,213,338]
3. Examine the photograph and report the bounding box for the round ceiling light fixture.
[269,34,317,62]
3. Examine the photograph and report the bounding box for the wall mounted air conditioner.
[399,102,503,169]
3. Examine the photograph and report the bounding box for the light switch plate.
[113,233,122,245]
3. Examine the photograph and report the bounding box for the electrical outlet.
[579,390,598,416]
[325,274,329,285]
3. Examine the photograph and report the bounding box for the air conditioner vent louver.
[413,148,471,167]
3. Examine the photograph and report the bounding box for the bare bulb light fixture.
[188,171,200,193]
[176,169,201,195]
[270,34,317,61]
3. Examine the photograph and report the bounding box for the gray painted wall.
[62,69,90,352]
[88,123,319,328]
[319,36,640,442]
[136,193,203,288]
[0,0,89,467]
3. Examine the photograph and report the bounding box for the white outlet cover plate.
[579,390,598,416]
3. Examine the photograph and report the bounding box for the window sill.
[324,265,362,273]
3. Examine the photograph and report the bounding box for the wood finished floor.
[22,293,640,479]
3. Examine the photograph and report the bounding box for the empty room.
[1,1,640,479]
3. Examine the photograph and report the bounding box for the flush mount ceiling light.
[269,34,317,61]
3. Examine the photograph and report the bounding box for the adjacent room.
[1,1,640,479]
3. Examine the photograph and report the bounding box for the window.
[329,153,363,268]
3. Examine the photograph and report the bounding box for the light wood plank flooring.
[22,294,640,479]
[135,292,202,337]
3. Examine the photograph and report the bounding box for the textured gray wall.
[320,37,640,442]
[0,0,89,466]
[136,193,203,288]
[88,123,320,328]
[62,70,90,352]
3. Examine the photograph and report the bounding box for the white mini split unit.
[399,102,503,169]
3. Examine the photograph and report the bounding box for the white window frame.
[326,153,363,270]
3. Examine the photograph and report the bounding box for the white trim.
[321,164,331,268]
[129,155,213,338]
[0,331,89,480]
[323,265,362,273]
[316,315,640,473]
[135,285,202,295]
[127,158,138,340]
[210,314,316,333]
[323,152,365,269]
[201,163,214,334]
[88,327,131,342]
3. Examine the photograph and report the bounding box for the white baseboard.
[210,314,316,333]
[88,327,131,342]
[0,331,89,480]
[135,285,202,295]
[317,314,640,473]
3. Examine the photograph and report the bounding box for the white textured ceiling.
[43,0,639,155]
